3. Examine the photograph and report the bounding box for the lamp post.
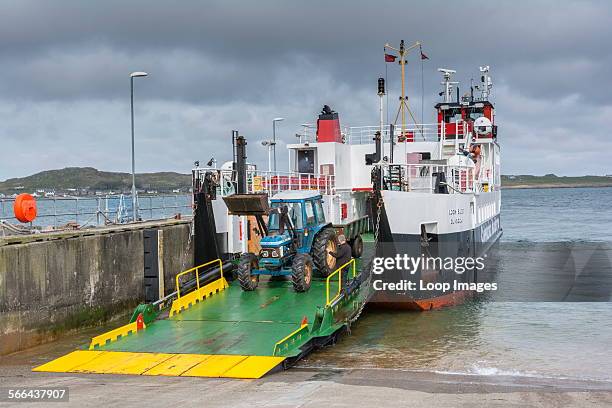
[130,71,148,222]
[261,140,273,172]
[272,117,284,172]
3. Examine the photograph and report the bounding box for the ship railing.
[294,125,317,144]
[374,163,477,194]
[292,124,440,145]
[193,167,335,198]
[346,124,440,145]
[0,194,192,232]
[246,169,335,197]
[293,122,489,146]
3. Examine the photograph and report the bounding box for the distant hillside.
[502,174,612,189]
[2,168,611,195]
[0,167,191,193]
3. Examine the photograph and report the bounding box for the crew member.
[470,143,482,179]
[329,234,352,290]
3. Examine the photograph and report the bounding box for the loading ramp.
[34,237,374,379]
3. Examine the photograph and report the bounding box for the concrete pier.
[1,331,610,408]
[0,219,193,355]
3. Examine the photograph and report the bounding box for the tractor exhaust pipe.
[235,135,247,194]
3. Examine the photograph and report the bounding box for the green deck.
[89,234,374,358]
[97,279,332,356]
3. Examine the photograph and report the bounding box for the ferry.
[197,40,502,310]
[367,41,503,309]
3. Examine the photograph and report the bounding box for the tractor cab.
[222,191,337,293]
[266,191,326,250]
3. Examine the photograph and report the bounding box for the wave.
[432,364,612,383]
[298,363,612,383]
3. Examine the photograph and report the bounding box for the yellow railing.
[325,259,356,306]
[175,259,223,299]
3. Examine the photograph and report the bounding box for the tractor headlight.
[261,247,284,258]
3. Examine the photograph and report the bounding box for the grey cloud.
[0,0,611,178]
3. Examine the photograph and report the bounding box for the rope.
[440,181,467,195]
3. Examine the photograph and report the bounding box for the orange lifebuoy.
[14,193,37,223]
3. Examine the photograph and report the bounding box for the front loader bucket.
[223,193,270,216]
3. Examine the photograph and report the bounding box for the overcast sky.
[1,0,611,179]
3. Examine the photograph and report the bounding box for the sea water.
[302,187,612,382]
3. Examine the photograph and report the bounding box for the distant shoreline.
[502,183,612,190]
[2,167,612,194]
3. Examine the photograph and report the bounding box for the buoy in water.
[14,193,37,223]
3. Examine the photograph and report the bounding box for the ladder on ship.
[387,165,403,191]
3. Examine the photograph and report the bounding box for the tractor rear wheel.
[312,227,337,277]
[292,253,314,292]
[350,235,364,258]
[237,253,259,291]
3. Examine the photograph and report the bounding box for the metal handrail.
[175,258,223,299]
[346,124,440,144]
[193,167,336,197]
[0,194,191,228]
[293,121,490,146]
[325,258,356,306]
[374,163,477,194]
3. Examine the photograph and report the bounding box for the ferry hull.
[370,200,502,309]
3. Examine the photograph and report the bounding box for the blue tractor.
[223,191,338,292]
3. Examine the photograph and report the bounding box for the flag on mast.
[385,53,397,62]
[420,49,429,60]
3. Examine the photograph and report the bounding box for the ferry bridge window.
[469,111,484,121]
[297,150,315,174]
[305,200,316,226]
[268,202,303,231]
[444,110,462,123]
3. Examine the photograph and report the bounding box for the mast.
[385,40,422,143]
[400,40,406,137]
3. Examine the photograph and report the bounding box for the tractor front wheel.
[237,253,259,291]
[292,253,314,292]
[312,227,337,277]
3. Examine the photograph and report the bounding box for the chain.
[374,197,382,245]
[349,195,383,325]
[350,296,366,324]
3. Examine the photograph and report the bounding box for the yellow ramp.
[223,356,286,379]
[32,350,104,373]
[143,353,212,376]
[33,351,284,379]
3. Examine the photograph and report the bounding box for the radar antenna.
[474,66,492,100]
[437,68,458,103]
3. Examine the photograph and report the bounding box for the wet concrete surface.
[1,329,611,407]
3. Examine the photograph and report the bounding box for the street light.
[261,140,273,172]
[272,117,284,172]
[130,71,148,222]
